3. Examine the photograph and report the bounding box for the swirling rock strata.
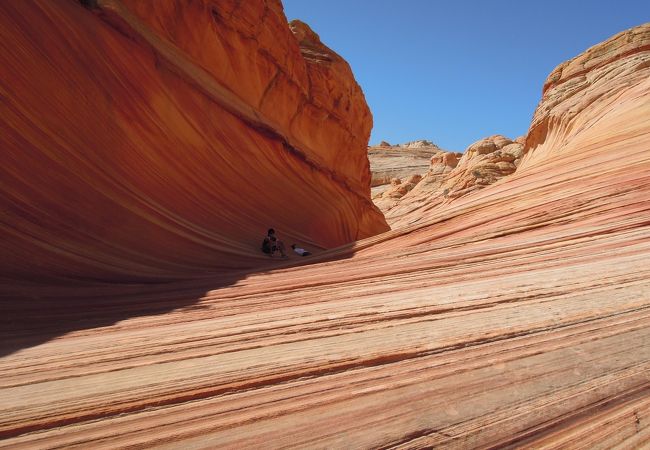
[1,12,649,450]
[0,0,387,285]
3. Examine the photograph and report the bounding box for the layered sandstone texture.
[380,135,526,223]
[368,141,443,198]
[2,7,650,450]
[372,174,423,209]
[0,0,387,286]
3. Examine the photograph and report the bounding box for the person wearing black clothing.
[262,228,287,257]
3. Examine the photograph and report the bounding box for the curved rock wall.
[119,1,374,196]
[0,0,387,285]
[523,24,650,169]
[1,8,650,450]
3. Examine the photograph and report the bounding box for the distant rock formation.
[378,140,392,147]
[368,143,441,196]
[0,0,388,285]
[369,139,454,204]
[399,149,461,199]
[375,135,525,221]
[373,174,423,209]
[400,139,439,149]
[440,135,525,195]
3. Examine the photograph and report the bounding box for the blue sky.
[282,1,649,151]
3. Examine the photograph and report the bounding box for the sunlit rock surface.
[1,5,650,449]
[0,0,387,286]
[368,142,442,199]
[401,139,439,149]
[383,135,525,224]
[373,174,424,211]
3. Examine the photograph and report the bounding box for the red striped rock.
[0,0,387,286]
[1,3,649,449]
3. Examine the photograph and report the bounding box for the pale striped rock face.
[368,143,443,202]
[1,3,650,449]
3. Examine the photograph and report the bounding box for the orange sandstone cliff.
[0,0,387,286]
[1,5,650,449]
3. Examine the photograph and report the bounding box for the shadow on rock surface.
[0,244,357,357]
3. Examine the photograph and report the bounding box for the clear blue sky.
[282,1,649,151]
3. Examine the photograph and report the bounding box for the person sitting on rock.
[265,228,287,257]
[291,244,311,257]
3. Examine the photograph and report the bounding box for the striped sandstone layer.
[368,143,446,204]
[1,5,650,450]
[0,0,388,287]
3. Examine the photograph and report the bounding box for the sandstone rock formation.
[0,0,388,286]
[373,174,423,210]
[368,141,441,197]
[401,139,439,149]
[373,135,525,222]
[1,6,650,450]
[440,134,525,194]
